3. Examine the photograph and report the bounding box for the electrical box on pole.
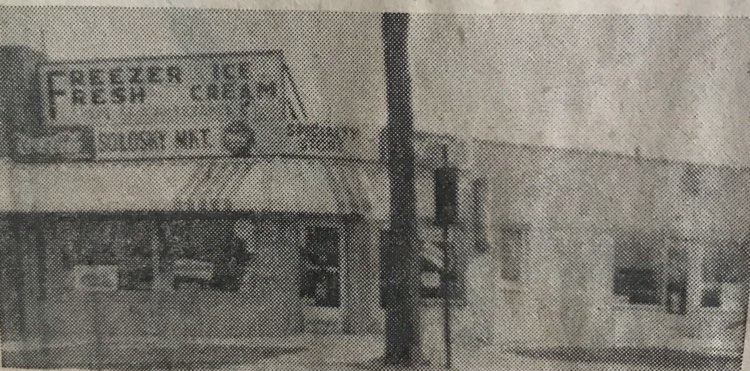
[434,166,459,227]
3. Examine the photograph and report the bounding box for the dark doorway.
[300,226,341,308]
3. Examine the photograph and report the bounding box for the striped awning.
[9,157,461,221]
[173,158,372,215]
[173,160,253,212]
[10,157,374,216]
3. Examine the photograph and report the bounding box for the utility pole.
[382,12,424,366]
[436,144,458,369]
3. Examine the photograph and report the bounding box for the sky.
[1,8,750,166]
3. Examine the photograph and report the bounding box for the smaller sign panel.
[94,122,225,160]
[12,120,363,162]
[72,265,118,292]
[91,120,362,161]
[12,126,95,162]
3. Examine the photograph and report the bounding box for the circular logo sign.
[222,121,255,156]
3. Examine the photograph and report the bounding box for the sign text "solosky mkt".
[45,62,278,120]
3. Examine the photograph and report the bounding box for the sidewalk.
[1,334,742,371]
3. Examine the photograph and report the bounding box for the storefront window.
[165,219,252,292]
[493,227,526,282]
[613,232,664,305]
[701,241,747,309]
[59,217,255,292]
[67,219,155,291]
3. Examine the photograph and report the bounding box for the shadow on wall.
[2,343,306,370]
[513,347,741,370]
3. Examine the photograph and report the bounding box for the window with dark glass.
[117,221,155,291]
[61,218,255,292]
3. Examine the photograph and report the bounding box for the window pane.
[701,241,748,309]
[496,229,524,282]
[613,233,664,305]
[701,285,722,308]
[118,220,154,291]
[500,254,521,282]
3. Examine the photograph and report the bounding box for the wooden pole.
[382,12,424,366]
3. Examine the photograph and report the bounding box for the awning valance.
[11,160,196,213]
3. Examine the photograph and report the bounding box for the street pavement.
[1,334,742,371]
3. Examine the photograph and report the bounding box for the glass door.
[300,225,343,333]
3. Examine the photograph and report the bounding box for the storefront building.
[0,46,475,345]
[1,45,748,357]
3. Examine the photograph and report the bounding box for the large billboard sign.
[40,51,288,126]
[16,51,365,162]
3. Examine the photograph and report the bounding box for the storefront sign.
[40,51,287,126]
[72,265,118,292]
[12,126,95,162]
[92,120,361,160]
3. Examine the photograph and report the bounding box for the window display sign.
[72,265,118,292]
[39,51,287,127]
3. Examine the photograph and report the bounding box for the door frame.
[297,216,348,333]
